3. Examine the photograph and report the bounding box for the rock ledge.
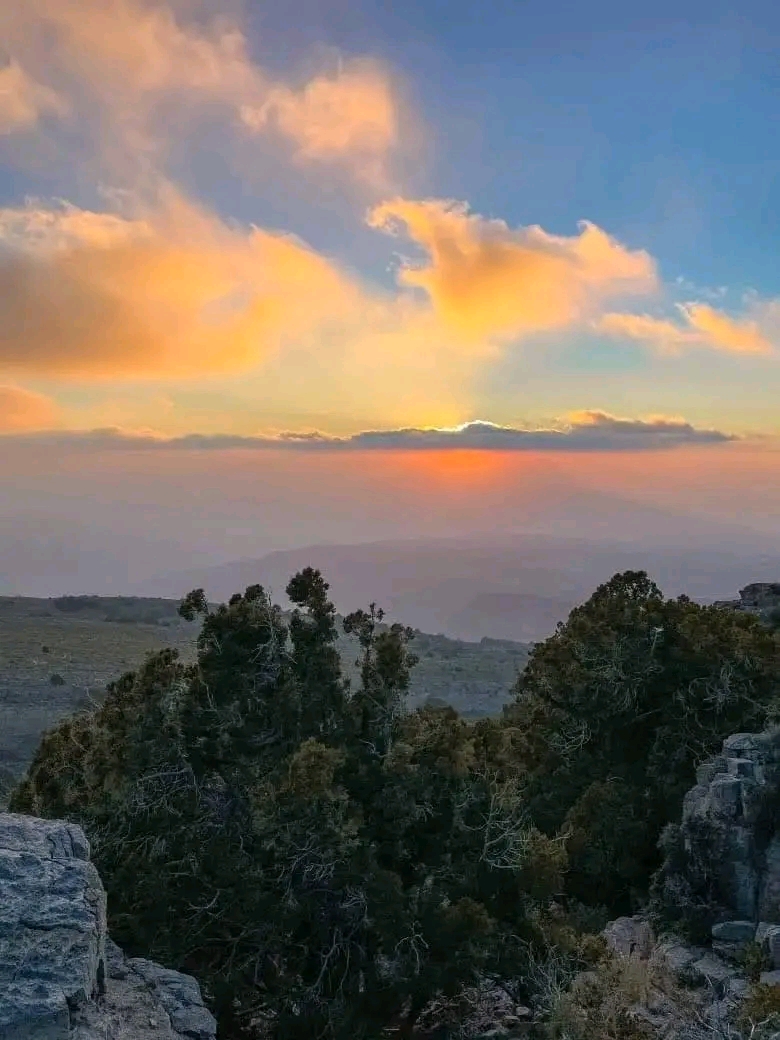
[0,812,217,1040]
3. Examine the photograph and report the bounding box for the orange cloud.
[0,384,59,430]
[600,302,775,355]
[683,303,772,354]
[0,188,672,419]
[0,59,69,134]
[0,188,365,378]
[368,198,657,343]
[1,0,403,182]
[240,60,398,185]
[0,189,487,423]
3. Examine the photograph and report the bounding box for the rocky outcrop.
[0,813,217,1040]
[603,916,654,959]
[654,730,780,947]
[691,730,780,923]
[714,583,780,624]
[602,916,753,1039]
[571,731,780,1038]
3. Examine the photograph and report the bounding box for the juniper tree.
[505,570,780,909]
[12,569,562,1039]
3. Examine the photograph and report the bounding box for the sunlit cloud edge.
[0,414,737,452]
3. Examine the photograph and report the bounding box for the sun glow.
[378,448,517,490]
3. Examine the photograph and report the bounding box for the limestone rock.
[603,916,654,959]
[658,939,704,979]
[711,920,756,943]
[70,951,218,1040]
[689,953,735,989]
[713,582,780,624]
[0,813,216,1040]
[759,835,780,922]
[126,960,218,1040]
[655,728,780,932]
[0,814,106,1040]
[763,925,780,970]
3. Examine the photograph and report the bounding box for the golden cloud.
[0,189,670,401]
[0,189,486,427]
[0,384,59,430]
[0,188,366,377]
[0,59,69,134]
[600,302,775,355]
[682,303,772,354]
[368,198,657,343]
[0,0,403,182]
[5,181,764,424]
[240,59,398,185]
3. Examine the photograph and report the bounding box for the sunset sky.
[1,0,779,585]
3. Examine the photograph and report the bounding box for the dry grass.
[544,947,698,1040]
[738,984,780,1038]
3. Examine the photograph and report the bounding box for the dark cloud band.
[0,414,734,453]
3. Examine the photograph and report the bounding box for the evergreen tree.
[11,569,562,1039]
[505,570,780,909]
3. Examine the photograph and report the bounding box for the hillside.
[0,594,529,798]
[133,533,780,641]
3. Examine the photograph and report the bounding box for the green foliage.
[11,570,555,1040]
[505,570,780,910]
[562,780,648,907]
[13,566,780,1036]
[649,818,732,941]
[740,941,772,983]
[0,765,15,810]
[738,982,780,1036]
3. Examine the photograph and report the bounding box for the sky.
[0,0,779,586]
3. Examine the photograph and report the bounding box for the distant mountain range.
[2,486,778,642]
[134,530,780,642]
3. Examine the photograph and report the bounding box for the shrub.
[543,948,689,1040]
[505,571,780,910]
[740,942,772,983]
[49,673,66,686]
[12,570,560,1040]
[649,818,733,941]
[738,983,780,1036]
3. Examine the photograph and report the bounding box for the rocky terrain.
[0,812,537,1040]
[5,731,780,1039]
[0,812,217,1040]
[714,583,780,627]
[655,728,780,933]
[3,575,780,1040]
[594,729,780,1040]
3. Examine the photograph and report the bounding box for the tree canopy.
[504,570,780,909]
[11,567,780,1036]
[12,569,564,1039]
